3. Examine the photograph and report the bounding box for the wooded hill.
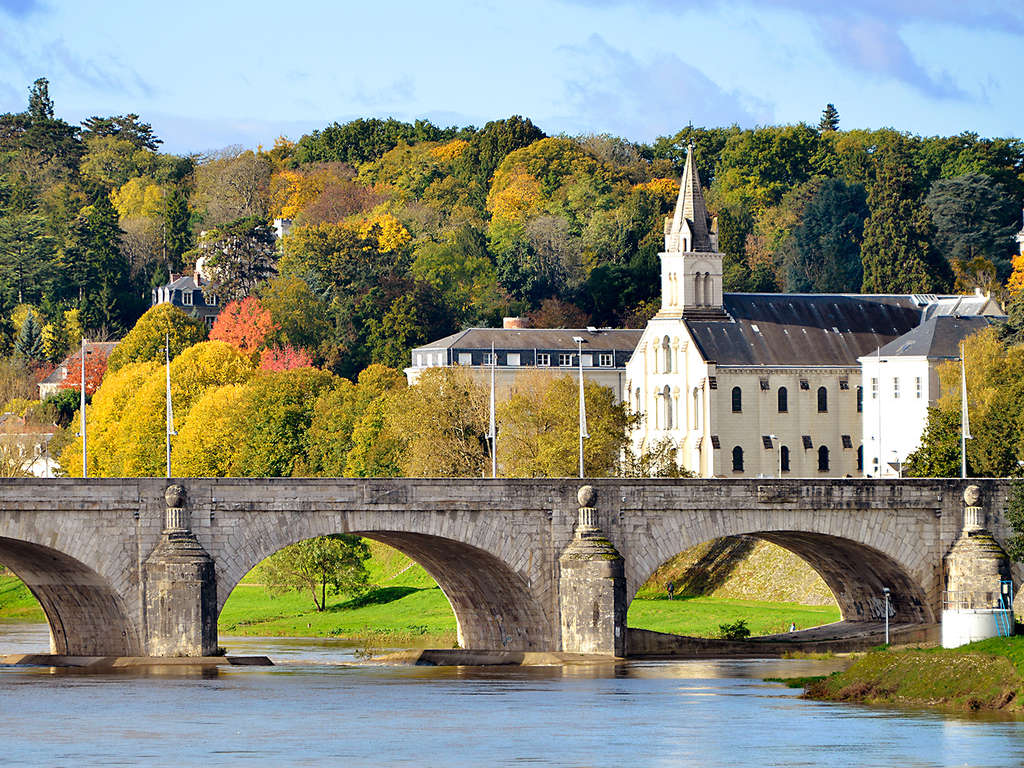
[2,78,1023,384]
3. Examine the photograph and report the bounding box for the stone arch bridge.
[0,477,1012,657]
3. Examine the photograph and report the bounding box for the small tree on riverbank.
[254,535,371,611]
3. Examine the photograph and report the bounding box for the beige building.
[405,323,643,402]
[626,146,1002,478]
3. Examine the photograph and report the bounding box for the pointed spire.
[668,144,713,253]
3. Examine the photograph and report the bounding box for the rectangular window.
[205,293,218,306]
[558,353,573,366]
[483,353,495,366]
[839,379,850,390]
[893,378,900,398]
[599,353,613,367]
[761,435,774,449]
[802,435,813,449]
[799,379,810,390]
[507,353,520,366]
[915,377,922,398]
[182,290,193,306]
[759,378,769,391]
[581,354,593,367]
[537,353,550,367]
[841,435,853,449]
[458,353,471,365]
[871,377,878,399]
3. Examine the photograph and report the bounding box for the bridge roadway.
[0,477,1013,657]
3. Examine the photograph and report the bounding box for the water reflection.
[1,625,1024,767]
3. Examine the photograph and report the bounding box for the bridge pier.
[558,486,627,657]
[142,484,218,657]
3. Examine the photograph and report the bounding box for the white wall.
[860,355,933,477]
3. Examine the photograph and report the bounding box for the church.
[625,147,1003,478]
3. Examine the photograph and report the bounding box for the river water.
[2,625,1023,767]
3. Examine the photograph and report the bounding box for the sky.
[0,0,1021,155]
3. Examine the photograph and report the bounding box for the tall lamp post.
[572,336,589,479]
[769,434,780,478]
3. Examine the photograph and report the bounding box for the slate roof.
[683,294,1001,367]
[867,315,997,359]
[415,328,643,353]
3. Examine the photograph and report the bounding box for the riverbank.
[795,637,1024,713]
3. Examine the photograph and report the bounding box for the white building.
[859,315,999,477]
[625,146,1003,478]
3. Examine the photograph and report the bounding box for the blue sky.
[0,0,1021,154]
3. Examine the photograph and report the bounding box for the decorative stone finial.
[964,484,981,507]
[962,484,985,532]
[163,484,190,533]
[165,484,187,509]
[577,485,597,509]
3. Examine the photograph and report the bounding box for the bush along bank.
[799,637,1024,713]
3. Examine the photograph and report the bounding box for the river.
[1,624,1023,767]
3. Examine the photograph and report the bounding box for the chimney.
[503,317,530,329]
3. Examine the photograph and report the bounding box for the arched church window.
[732,446,744,472]
[818,445,830,472]
[731,386,742,413]
[778,386,788,413]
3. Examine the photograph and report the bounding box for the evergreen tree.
[924,173,1018,277]
[27,77,54,121]
[860,139,951,293]
[14,310,43,361]
[163,187,192,272]
[70,194,129,334]
[784,178,867,293]
[818,103,839,132]
[0,212,54,304]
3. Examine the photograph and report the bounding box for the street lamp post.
[769,434,780,478]
[883,586,890,645]
[572,336,588,479]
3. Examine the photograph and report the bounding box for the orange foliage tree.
[209,297,277,354]
[260,346,315,371]
[59,347,111,395]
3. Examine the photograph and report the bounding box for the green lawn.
[627,595,841,637]
[0,545,843,645]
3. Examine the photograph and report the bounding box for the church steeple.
[658,145,726,319]
[666,144,716,253]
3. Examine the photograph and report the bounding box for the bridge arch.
[624,508,937,625]
[216,515,553,651]
[0,537,141,655]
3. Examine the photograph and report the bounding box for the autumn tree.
[106,303,206,372]
[209,296,276,355]
[58,344,111,395]
[384,367,489,477]
[496,371,632,477]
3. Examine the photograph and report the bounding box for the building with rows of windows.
[405,322,642,402]
[624,146,1003,478]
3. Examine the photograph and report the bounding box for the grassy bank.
[627,596,839,637]
[0,538,842,645]
[798,638,1024,713]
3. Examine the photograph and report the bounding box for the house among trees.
[151,261,221,329]
[406,319,641,402]
[37,341,118,399]
[624,147,1004,478]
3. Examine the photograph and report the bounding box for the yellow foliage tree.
[60,361,158,477]
[429,139,469,163]
[358,212,411,253]
[172,383,250,476]
[1007,250,1024,297]
[111,177,166,219]
[110,342,255,476]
